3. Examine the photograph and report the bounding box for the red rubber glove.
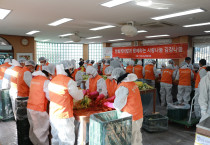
[106,96,116,102]
[89,91,99,99]
[95,94,105,103]
[103,102,114,108]
[83,90,87,95]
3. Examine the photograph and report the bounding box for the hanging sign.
[112,43,188,59]
[103,47,112,59]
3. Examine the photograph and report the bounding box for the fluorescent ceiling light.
[108,39,125,42]
[41,39,50,42]
[59,33,73,37]
[183,22,210,27]
[151,8,205,20]
[204,30,210,33]
[101,0,132,8]
[64,41,73,43]
[90,25,115,31]
[145,34,170,38]
[138,30,148,33]
[136,0,152,7]
[86,36,102,39]
[26,30,40,35]
[0,8,11,20]
[89,42,95,43]
[48,18,73,26]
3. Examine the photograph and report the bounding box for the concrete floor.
[0,107,196,145]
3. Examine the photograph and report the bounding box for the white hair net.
[25,60,36,66]
[91,60,95,64]
[129,60,135,66]
[56,64,67,76]
[111,68,126,80]
[193,63,199,69]
[110,60,121,68]
[168,59,174,64]
[98,60,102,64]
[151,60,156,64]
[43,64,56,75]
[4,58,11,63]
[85,60,90,63]
[38,57,47,61]
[166,64,173,69]
[161,63,166,67]
[11,59,21,67]
[180,62,188,68]
[70,59,76,69]
[105,66,114,75]
[19,58,26,63]
[137,60,142,65]
[61,60,71,70]
[86,66,98,77]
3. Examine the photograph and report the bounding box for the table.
[73,108,106,145]
[140,88,157,114]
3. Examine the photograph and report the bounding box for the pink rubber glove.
[103,102,114,108]
[83,90,87,95]
[106,96,116,102]
[96,94,105,103]
[89,91,99,98]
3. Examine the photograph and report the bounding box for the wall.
[0,34,35,60]
[83,44,89,60]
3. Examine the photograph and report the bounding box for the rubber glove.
[103,102,114,108]
[96,94,105,103]
[106,96,116,102]
[89,91,99,99]
[83,89,90,95]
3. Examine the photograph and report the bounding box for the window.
[194,43,210,64]
[36,42,83,67]
[88,43,103,63]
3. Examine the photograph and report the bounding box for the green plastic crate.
[143,114,168,132]
[89,110,132,145]
[167,109,188,121]
[0,89,14,121]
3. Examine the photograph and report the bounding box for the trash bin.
[89,110,132,145]
[0,89,14,121]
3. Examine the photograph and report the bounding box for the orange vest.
[134,65,143,79]
[106,79,117,98]
[10,66,22,89]
[126,65,133,73]
[145,64,155,80]
[103,65,110,75]
[52,69,57,79]
[17,67,31,97]
[72,69,79,81]
[87,64,92,66]
[192,70,197,81]
[36,62,49,71]
[0,62,11,80]
[118,82,143,121]
[179,68,191,86]
[27,76,48,112]
[89,75,102,93]
[49,74,73,119]
[195,67,206,88]
[161,69,174,84]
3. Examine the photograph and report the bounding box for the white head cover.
[166,64,173,69]
[4,58,11,63]
[19,58,26,63]
[86,66,98,77]
[42,64,55,75]
[70,59,76,69]
[105,66,114,75]
[61,60,71,69]
[180,62,188,68]
[123,73,138,82]
[111,68,126,80]
[25,60,36,66]
[161,63,166,68]
[129,60,135,66]
[11,59,21,67]
[38,57,47,62]
[137,60,142,65]
[56,64,67,76]
[168,59,174,64]
[193,63,199,69]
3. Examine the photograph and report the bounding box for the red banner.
[112,43,188,59]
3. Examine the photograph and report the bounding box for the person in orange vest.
[168,59,179,76]
[93,60,103,75]
[0,58,12,90]
[126,60,134,73]
[84,60,90,68]
[27,65,54,145]
[192,63,199,82]
[143,60,158,87]
[160,64,176,106]
[19,58,26,67]
[9,59,23,119]
[104,66,117,102]
[175,62,194,104]
[103,68,143,145]
[36,57,50,71]
[102,59,110,75]
[134,60,143,80]
[48,64,83,144]
[194,59,207,118]
[83,66,107,102]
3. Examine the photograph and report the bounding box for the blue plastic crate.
[89,110,132,145]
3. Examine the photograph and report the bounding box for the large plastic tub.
[167,109,188,120]
[143,114,168,132]
[89,110,132,145]
[0,89,14,121]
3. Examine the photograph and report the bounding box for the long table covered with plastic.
[74,107,109,145]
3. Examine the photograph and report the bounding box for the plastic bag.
[167,102,190,110]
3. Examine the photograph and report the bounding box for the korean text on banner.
[112,43,188,59]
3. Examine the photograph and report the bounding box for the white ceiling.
[0,0,210,43]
